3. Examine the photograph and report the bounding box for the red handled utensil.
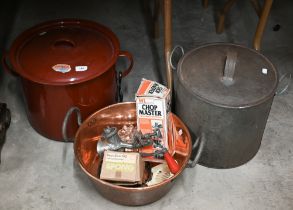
[140,148,180,174]
[162,148,180,174]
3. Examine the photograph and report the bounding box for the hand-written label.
[75,66,88,72]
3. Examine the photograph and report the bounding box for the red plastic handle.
[118,51,134,78]
[164,151,180,174]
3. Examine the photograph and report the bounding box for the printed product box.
[136,79,173,157]
[100,151,144,184]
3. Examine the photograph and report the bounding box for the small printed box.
[100,151,145,184]
[136,79,173,158]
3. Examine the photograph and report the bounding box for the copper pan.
[72,102,204,206]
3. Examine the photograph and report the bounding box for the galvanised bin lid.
[177,43,278,108]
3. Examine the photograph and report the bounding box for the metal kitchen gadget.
[96,125,180,174]
[96,126,152,156]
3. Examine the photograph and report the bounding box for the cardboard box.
[100,151,144,184]
[136,79,174,158]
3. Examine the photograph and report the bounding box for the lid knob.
[222,51,237,86]
[53,39,76,49]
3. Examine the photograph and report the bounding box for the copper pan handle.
[62,107,82,142]
[1,52,18,76]
[186,132,206,168]
[276,72,291,95]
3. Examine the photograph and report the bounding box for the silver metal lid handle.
[170,45,185,70]
[222,51,237,86]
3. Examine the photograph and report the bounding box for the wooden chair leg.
[153,0,161,38]
[216,0,238,34]
[253,0,273,51]
[202,0,209,9]
[163,0,173,93]
[250,0,262,17]
[142,0,162,39]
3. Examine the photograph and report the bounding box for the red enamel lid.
[9,19,120,85]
